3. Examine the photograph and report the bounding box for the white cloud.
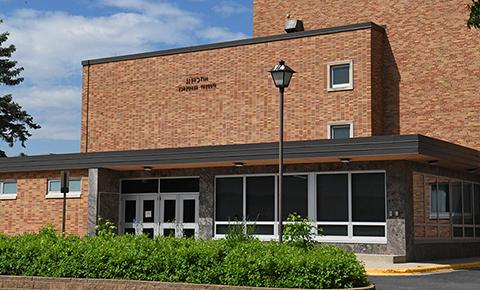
[0,1,248,142]
[212,1,249,16]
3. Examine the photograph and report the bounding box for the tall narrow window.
[430,182,450,218]
[215,177,243,222]
[283,175,308,219]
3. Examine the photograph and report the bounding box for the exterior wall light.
[428,160,439,165]
[143,166,153,171]
[233,162,245,167]
[270,60,296,243]
[340,158,351,164]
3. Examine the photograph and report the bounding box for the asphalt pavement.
[370,269,480,290]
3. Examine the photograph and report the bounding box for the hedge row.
[0,228,368,289]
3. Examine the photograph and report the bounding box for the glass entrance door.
[122,194,159,238]
[160,194,199,238]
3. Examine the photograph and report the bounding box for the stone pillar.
[87,168,99,236]
[198,169,214,240]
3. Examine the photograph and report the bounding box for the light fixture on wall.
[467,168,478,173]
[143,166,153,171]
[340,158,351,164]
[233,162,245,168]
[427,160,439,166]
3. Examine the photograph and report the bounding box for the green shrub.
[282,213,315,248]
[0,227,368,289]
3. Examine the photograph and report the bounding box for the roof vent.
[285,18,304,33]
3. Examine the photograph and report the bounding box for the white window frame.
[0,180,17,200]
[327,60,354,91]
[327,122,354,139]
[213,170,387,244]
[46,178,82,199]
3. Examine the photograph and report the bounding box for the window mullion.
[348,173,353,238]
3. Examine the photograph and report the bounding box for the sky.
[0,0,252,156]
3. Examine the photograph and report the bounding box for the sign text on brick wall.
[178,76,217,92]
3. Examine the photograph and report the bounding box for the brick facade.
[253,0,480,149]
[80,28,380,152]
[0,170,89,235]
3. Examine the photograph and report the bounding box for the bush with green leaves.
[0,227,368,289]
[282,213,316,247]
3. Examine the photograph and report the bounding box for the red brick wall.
[0,170,89,236]
[81,28,378,152]
[253,0,480,149]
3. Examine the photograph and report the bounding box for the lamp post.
[269,60,295,243]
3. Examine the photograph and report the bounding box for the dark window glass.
[352,173,386,222]
[476,228,480,238]
[330,64,350,86]
[183,229,195,238]
[143,228,154,239]
[465,227,474,237]
[216,225,229,235]
[160,178,199,193]
[430,183,450,218]
[252,225,274,235]
[463,183,474,224]
[474,185,480,225]
[246,176,275,221]
[143,200,155,223]
[330,125,351,139]
[318,225,348,236]
[452,182,463,224]
[121,179,158,194]
[124,228,136,235]
[353,226,385,237]
[163,229,175,237]
[283,175,308,219]
[124,200,136,223]
[216,178,243,221]
[164,200,176,223]
[453,226,463,237]
[317,174,348,221]
[183,199,196,223]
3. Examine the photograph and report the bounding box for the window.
[328,61,353,91]
[0,181,17,199]
[215,171,386,242]
[122,179,158,194]
[47,179,81,198]
[429,183,450,218]
[328,123,352,139]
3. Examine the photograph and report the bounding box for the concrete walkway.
[363,257,480,275]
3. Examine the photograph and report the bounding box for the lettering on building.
[178,76,217,92]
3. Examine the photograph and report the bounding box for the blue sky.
[0,0,252,156]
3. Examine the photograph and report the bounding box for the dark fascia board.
[1,134,478,173]
[81,22,384,66]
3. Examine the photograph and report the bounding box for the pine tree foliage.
[0,19,40,157]
[468,0,480,29]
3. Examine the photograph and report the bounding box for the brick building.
[0,0,479,261]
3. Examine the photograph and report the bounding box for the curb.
[366,261,480,276]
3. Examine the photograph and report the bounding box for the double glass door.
[121,193,198,238]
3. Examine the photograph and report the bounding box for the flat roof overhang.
[0,135,478,174]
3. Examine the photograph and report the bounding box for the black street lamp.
[269,60,295,243]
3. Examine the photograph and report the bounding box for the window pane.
[353,225,385,237]
[142,228,154,239]
[317,174,348,221]
[452,182,462,224]
[463,183,474,224]
[331,64,350,86]
[474,185,480,225]
[143,200,155,223]
[183,229,195,238]
[163,200,176,223]
[69,179,81,192]
[49,180,61,192]
[122,179,158,194]
[216,178,243,221]
[283,175,308,219]
[430,182,449,218]
[430,183,438,218]
[453,226,463,237]
[183,199,196,223]
[252,225,274,235]
[352,173,386,222]
[330,125,351,139]
[465,227,474,237]
[124,200,136,223]
[2,182,17,194]
[246,176,275,221]
[160,178,199,193]
[124,228,136,235]
[318,225,348,236]
[163,229,175,237]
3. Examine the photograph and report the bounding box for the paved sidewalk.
[363,257,480,275]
